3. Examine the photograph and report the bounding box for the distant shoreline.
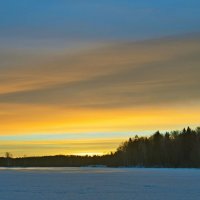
[1,126,200,168]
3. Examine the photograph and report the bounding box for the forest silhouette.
[1,126,200,168]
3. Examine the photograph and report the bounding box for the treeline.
[0,154,116,167]
[1,126,200,168]
[115,127,200,167]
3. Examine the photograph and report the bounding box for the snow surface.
[0,167,200,200]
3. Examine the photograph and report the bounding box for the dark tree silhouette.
[114,126,200,167]
[1,127,200,168]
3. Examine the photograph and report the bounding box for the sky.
[0,0,200,156]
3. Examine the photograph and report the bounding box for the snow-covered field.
[0,167,200,200]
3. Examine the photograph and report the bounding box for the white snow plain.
[0,167,200,200]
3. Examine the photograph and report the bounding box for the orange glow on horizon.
[0,103,200,135]
[0,35,200,156]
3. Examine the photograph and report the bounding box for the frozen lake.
[0,167,200,200]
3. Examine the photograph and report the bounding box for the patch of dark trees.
[1,126,200,168]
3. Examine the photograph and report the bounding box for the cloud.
[0,35,200,109]
[0,35,200,138]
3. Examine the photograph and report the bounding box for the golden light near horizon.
[0,104,200,135]
[0,2,200,156]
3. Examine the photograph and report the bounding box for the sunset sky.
[0,0,200,156]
